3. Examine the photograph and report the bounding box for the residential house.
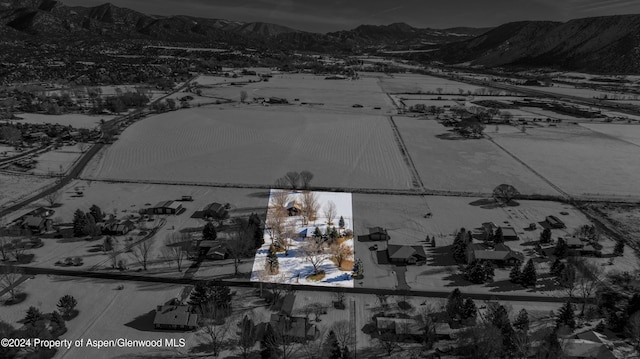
[197,240,228,260]
[151,200,183,215]
[565,238,602,257]
[466,243,524,266]
[22,215,53,234]
[266,293,317,342]
[153,299,198,330]
[560,339,616,359]
[387,244,427,265]
[285,201,301,216]
[99,219,135,235]
[376,317,423,336]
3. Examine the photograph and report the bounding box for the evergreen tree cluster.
[540,228,552,244]
[188,282,233,316]
[453,228,470,263]
[72,204,105,237]
[556,301,576,330]
[510,259,537,287]
[446,288,478,324]
[352,258,364,278]
[554,238,568,258]
[463,260,494,284]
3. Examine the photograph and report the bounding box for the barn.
[151,200,183,215]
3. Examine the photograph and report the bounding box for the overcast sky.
[64,0,640,33]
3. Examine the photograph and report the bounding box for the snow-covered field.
[0,173,55,208]
[3,113,113,129]
[581,123,640,146]
[491,126,640,199]
[394,117,560,195]
[379,73,492,94]
[0,275,198,359]
[83,106,414,190]
[30,145,84,176]
[200,73,395,113]
[251,190,354,288]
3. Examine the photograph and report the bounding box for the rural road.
[2,264,588,304]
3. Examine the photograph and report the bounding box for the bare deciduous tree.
[45,191,60,207]
[329,242,353,269]
[0,227,10,261]
[227,218,254,275]
[284,171,300,190]
[199,303,233,357]
[163,232,191,272]
[301,191,320,225]
[304,240,327,275]
[492,184,520,205]
[130,240,153,270]
[265,208,285,246]
[0,264,23,302]
[271,190,291,212]
[300,170,314,189]
[300,328,326,359]
[240,90,248,103]
[331,320,354,349]
[323,200,337,225]
[570,257,603,316]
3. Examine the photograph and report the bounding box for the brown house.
[22,215,53,234]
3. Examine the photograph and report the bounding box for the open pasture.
[0,173,54,209]
[581,123,640,146]
[84,106,414,190]
[491,126,640,199]
[378,73,490,94]
[200,73,395,113]
[393,118,560,195]
[30,145,84,175]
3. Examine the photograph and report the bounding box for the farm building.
[466,243,524,266]
[500,227,519,241]
[565,238,602,257]
[153,299,198,330]
[366,227,390,241]
[566,237,584,249]
[560,338,616,359]
[202,202,228,219]
[387,244,427,265]
[197,240,229,260]
[546,215,566,229]
[151,200,183,215]
[100,219,135,236]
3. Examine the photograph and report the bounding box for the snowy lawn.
[251,190,354,288]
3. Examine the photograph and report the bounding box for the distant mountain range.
[2,0,640,73]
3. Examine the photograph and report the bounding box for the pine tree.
[202,222,217,241]
[493,227,504,244]
[260,323,279,359]
[461,297,477,321]
[513,309,529,332]
[57,295,78,318]
[446,288,464,321]
[72,209,87,237]
[554,238,568,258]
[89,204,104,222]
[24,306,43,326]
[338,216,345,229]
[556,301,576,330]
[509,262,522,284]
[324,330,342,359]
[452,228,468,263]
[488,304,516,355]
[540,228,552,244]
[550,258,565,277]
[341,345,350,359]
[50,310,65,330]
[188,282,212,311]
[613,240,625,257]
[313,226,322,238]
[520,259,537,287]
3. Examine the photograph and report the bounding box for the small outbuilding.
[368,227,390,241]
[546,215,565,229]
[152,200,183,215]
[500,227,519,241]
